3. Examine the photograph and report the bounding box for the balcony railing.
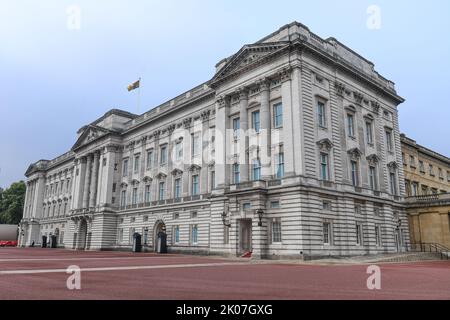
[405,193,450,204]
[118,194,209,211]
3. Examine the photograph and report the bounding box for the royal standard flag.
[127,79,140,92]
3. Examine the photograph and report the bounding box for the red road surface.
[0,248,449,300]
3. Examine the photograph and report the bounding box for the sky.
[1,0,449,188]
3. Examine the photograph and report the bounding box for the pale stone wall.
[19,21,409,258]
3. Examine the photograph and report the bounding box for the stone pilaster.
[259,79,272,180]
[238,89,249,182]
[280,67,296,177]
[214,96,230,191]
[89,151,100,209]
[82,154,92,209]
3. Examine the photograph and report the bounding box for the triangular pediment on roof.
[72,125,111,150]
[211,42,290,84]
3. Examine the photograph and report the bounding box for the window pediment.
[156,172,167,180]
[347,148,362,160]
[171,168,183,176]
[366,154,380,165]
[317,138,333,152]
[188,164,202,173]
[387,161,399,171]
[345,105,357,113]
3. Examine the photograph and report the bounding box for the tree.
[0,181,26,225]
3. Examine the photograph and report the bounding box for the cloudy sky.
[1,0,449,188]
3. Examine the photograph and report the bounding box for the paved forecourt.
[0,248,449,300]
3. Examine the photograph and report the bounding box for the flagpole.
[137,77,141,114]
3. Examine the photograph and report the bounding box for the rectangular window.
[192,175,199,196]
[233,117,240,139]
[191,225,198,245]
[252,110,260,133]
[412,182,418,196]
[323,222,332,245]
[143,228,149,245]
[146,150,153,169]
[365,121,373,144]
[409,155,415,167]
[351,160,359,186]
[173,225,180,244]
[223,225,230,244]
[144,185,151,203]
[271,218,282,243]
[356,223,363,245]
[385,130,393,152]
[375,225,382,246]
[175,141,183,161]
[122,159,129,177]
[174,178,181,199]
[273,103,283,128]
[347,114,355,137]
[210,171,215,190]
[118,228,124,243]
[390,172,398,195]
[160,145,167,165]
[320,153,329,181]
[192,133,201,157]
[132,187,138,205]
[276,152,285,179]
[271,201,280,209]
[252,159,261,181]
[369,166,377,190]
[429,164,434,176]
[243,202,252,210]
[419,160,425,172]
[233,163,240,184]
[439,168,443,179]
[120,190,126,207]
[317,101,326,128]
[133,155,140,173]
[129,227,135,244]
[158,182,165,200]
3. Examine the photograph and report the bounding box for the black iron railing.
[410,242,450,260]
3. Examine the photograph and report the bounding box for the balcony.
[229,180,267,192]
[118,194,209,211]
[405,193,450,206]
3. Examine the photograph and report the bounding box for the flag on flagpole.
[127,79,140,92]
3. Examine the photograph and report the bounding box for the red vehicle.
[0,240,18,247]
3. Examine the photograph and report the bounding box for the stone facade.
[401,134,450,249]
[19,22,410,259]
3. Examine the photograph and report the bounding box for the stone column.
[89,151,100,208]
[280,68,296,177]
[82,154,92,209]
[214,96,230,191]
[259,79,272,180]
[23,182,30,218]
[239,89,249,182]
[31,174,46,219]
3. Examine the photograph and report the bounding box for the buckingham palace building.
[19,22,410,259]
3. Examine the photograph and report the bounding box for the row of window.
[402,153,450,182]
[319,153,399,195]
[404,180,448,197]
[231,102,283,138]
[42,201,70,218]
[323,221,392,247]
[318,101,394,152]
[231,152,285,183]
[123,133,208,177]
[119,173,210,206]
[44,179,72,198]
